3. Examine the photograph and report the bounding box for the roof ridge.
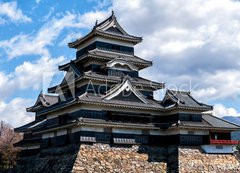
[93,11,115,30]
[166,89,179,102]
[167,89,190,94]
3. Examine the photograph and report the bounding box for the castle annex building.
[15,12,240,157]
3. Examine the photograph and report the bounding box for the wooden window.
[80,136,96,142]
[113,138,136,144]
[80,131,96,142]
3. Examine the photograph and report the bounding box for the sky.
[0,0,240,127]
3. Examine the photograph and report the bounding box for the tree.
[0,121,22,171]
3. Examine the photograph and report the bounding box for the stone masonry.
[72,144,168,173]
[179,146,240,173]
[14,144,240,173]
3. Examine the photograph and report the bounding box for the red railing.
[210,139,239,145]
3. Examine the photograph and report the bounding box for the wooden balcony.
[210,139,239,145]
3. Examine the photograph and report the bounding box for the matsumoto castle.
[15,12,240,156]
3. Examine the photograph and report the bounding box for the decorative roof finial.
[95,19,98,26]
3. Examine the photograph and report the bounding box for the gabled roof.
[58,48,152,71]
[180,114,240,131]
[14,120,38,132]
[102,76,149,104]
[68,12,142,48]
[27,92,59,112]
[14,137,41,147]
[59,60,81,77]
[94,11,129,36]
[48,71,164,93]
[82,48,152,68]
[203,114,240,129]
[78,92,163,110]
[162,90,213,111]
[57,62,81,88]
[82,71,164,89]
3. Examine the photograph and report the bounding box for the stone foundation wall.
[14,144,240,173]
[179,146,240,173]
[14,145,80,173]
[72,144,169,173]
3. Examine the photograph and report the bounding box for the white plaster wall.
[21,145,40,150]
[71,126,104,133]
[149,129,180,135]
[56,129,67,136]
[180,129,209,135]
[112,128,142,135]
[43,102,165,119]
[42,132,55,139]
[81,126,104,132]
[201,145,235,154]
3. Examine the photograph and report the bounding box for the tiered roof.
[68,11,142,48]
[180,114,240,131]
[27,92,59,112]
[16,12,240,136]
[58,49,152,71]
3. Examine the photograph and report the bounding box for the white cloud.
[36,0,41,4]
[14,56,66,90]
[0,1,31,23]
[0,7,112,126]
[194,70,240,100]
[0,98,34,127]
[0,17,6,24]
[59,32,82,47]
[0,56,65,99]
[112,0,240,58]
[41,7,54,22]
[213,104,240,118]
[0,11,109,59]
[111,0,240,106]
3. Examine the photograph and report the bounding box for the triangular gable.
[162,89,212,110]
[94,11,129,36]
[69,61,81,77]
[59,61,81,77]
[32,91,45,107]
[162,90,178,103]
[31,92,58,109]
[60,62,81,86]
[103,77,149,104]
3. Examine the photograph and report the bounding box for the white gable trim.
[106,58,138,71]
[103,79,149,104]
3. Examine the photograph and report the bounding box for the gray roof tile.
[87,48,152,66]
[202,114,240,129]
[78,93,164,110]
[164,90,212,110]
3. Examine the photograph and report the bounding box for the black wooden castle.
[15,12,240,156]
